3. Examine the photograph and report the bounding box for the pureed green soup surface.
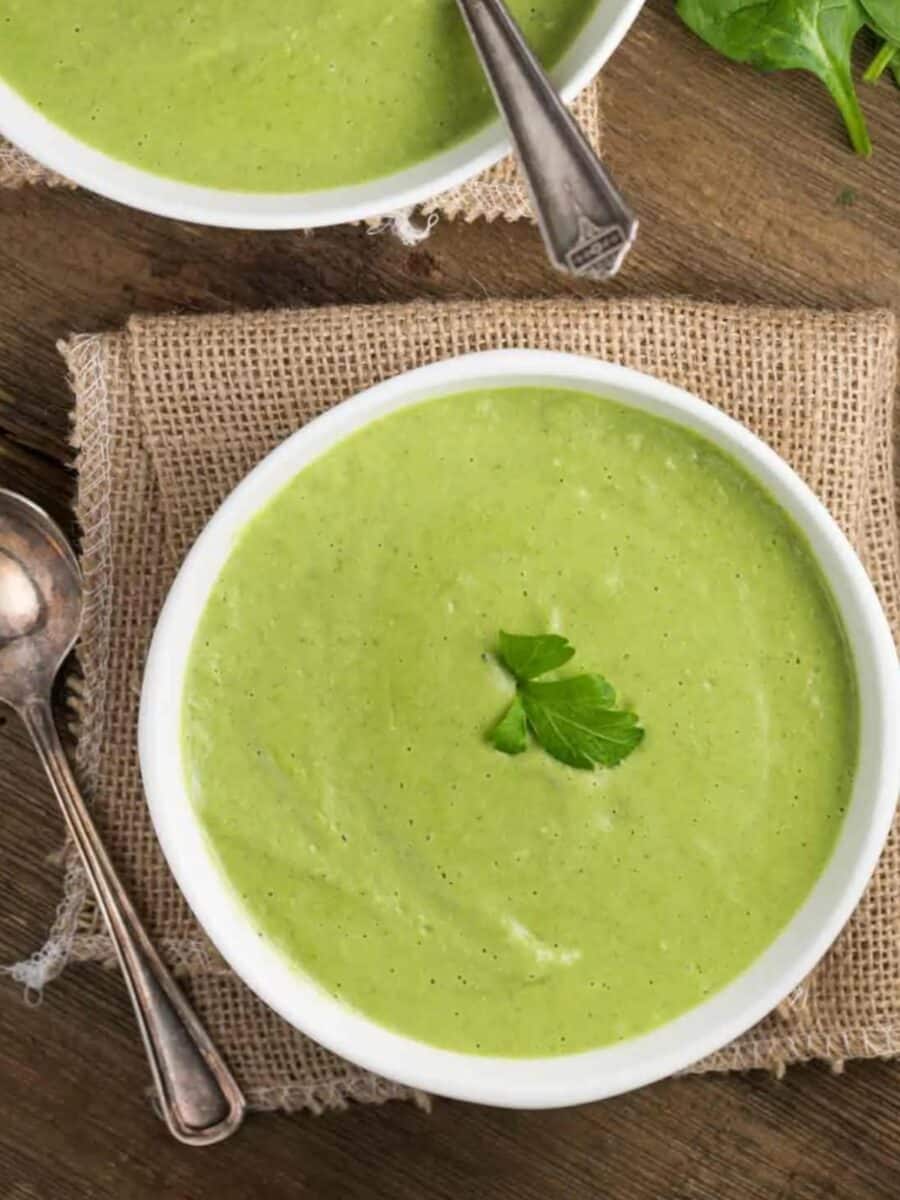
[0,0,594,191]
[182,387,857,1057]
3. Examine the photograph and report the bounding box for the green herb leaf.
[861,0,900,42]
[675,0,872,156]
[497,630,575,681]
[488,631,644,770]
[488,694,529,755]
[521,676,644,770]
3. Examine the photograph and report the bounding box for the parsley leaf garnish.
[521,677,643,768]
[497,631,575,680]
[488,631,644,770]
[489,694,528,755]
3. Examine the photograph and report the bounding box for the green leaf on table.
[497,630,575,681]
[521,676,644,770]
[861,0,900,42]
[859,1,900,87]
[488,695,529,755]
[862,40,897,83]
[675,0,873,156]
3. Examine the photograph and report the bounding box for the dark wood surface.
[1,3,899,1196]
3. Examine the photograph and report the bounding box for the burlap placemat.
[39,298,898,1113]
[0,84,600,225]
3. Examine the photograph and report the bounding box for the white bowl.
[140,350,900,1107]
[0,0,644,229]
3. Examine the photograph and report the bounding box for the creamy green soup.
[182,388,856,1057]
[0,0,593,191]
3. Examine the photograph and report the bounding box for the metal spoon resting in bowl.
[454,0,637,279]
[0,488,245,1145]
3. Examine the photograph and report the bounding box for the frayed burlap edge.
[0,139,74,189]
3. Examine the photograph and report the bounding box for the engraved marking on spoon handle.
[21,697,246,1146]
[455,0,636,279]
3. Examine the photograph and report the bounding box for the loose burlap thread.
[36,298,897,1113]
[0,84,601,226]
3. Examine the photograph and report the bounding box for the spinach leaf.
[676,0,872,155]
[863,39,898,82]
[861,0,900,83]
[861,0,900,42]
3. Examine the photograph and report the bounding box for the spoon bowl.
[0,490,81,707]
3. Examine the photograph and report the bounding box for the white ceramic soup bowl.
[140,350,899,1107]
[0,0,644,230]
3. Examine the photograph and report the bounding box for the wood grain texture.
[0,2,898,1195]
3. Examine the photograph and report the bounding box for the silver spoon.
[0,488,245,1145]
[455,0,637,280]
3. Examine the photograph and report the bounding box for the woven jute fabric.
[55,298,898,1112]
[0,139,73,189]
[0,84,601,223]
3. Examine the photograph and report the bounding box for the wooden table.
[1,3,898,1196]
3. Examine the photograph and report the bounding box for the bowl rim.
[139,349,900,1107]
[0,0,646,229]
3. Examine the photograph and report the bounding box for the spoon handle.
[454,0,636,279]
[21,697,246,1146]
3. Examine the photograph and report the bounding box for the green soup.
[182,388,857,1057]
[0,0,594,191]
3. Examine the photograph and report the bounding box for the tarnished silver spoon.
[455,0,637,279]
[0,488,245,1145]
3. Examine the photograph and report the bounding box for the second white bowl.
[0,0,645,229]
